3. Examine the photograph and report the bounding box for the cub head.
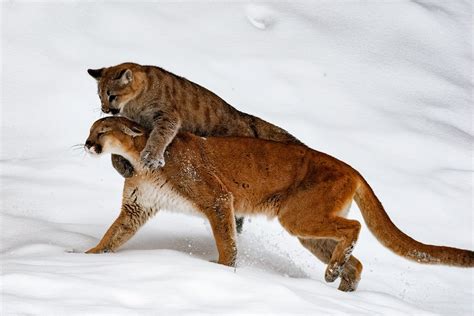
[85,117,147,157]
[87,63,145,115]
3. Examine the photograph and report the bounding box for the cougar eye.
[108,95,117,103]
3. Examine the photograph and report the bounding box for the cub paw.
[112,154,135,178]
[141,150,165,169]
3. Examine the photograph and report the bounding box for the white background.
[1,1,472,314]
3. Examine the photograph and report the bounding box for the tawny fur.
[85,117,474,292]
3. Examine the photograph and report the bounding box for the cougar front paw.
[85,247,111,254]
[211,258,236,267]
[141,150,165,169]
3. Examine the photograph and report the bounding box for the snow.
[1,1,473,315]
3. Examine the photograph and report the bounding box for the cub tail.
[353,176,474,267]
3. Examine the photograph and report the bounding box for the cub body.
[88,62,301,171]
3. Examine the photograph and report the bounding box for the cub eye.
[108,95,117,103]
[97,132,105,137]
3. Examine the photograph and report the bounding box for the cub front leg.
[111,154,134,178]
[141,109,181,169]
[86,203,149,254]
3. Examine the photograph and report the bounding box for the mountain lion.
[84,117,474,292]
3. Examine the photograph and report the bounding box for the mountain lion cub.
[87,62,302,176]
[84,117,474,292]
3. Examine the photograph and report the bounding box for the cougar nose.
[85,140,93,148]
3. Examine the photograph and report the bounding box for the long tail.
[353,176,474,267]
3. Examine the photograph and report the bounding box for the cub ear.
[119,69,133,85]
[87,68,104,80]
[121,125,143,138]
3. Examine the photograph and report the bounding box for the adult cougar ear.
[121,125,143,137]
[119,69,133,85]
[87,68,104,80]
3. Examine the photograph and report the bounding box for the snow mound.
[245,4,275,30]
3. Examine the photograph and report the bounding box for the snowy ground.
[1,1,473,315]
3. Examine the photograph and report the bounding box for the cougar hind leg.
[280,210,361,285]
[299,238,363,292]
[278,175,361,288]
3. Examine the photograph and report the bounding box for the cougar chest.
[133,178,202,217]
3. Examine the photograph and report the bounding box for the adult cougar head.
[87,63,144,115]
[85,117,146,157]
